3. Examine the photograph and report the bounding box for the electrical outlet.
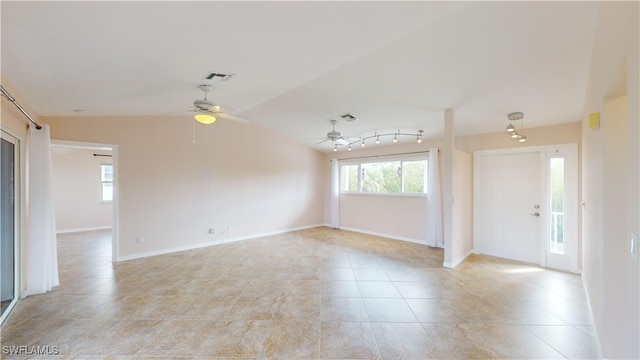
[136,236,144,244]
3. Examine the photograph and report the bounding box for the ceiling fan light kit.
[194,111,216,124]
[506,112,527,143]
[191,84,250,125]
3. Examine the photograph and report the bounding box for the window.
[100,164,113,202]
[549,158,564,254]
[341,157,428,195]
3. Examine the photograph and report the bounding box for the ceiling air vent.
[340,113,358,122]
[204,72,234,81]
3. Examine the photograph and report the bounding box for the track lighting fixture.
[327,127,425,152]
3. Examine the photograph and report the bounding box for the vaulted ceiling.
[1,1,600,152]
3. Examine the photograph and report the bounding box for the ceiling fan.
[191,84,250,125]
[310,119,360,145]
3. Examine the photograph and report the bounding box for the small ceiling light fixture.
[194,110,216,124]
[361,139,366,147]
[506,112,528,142]
[333,144,338,152]
[417,130,423,144]
[348,144,352,151]
[393,130,399,143]
[375,133,380,144]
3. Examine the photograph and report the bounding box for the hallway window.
[100,164,113,202]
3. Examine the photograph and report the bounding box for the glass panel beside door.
[1,130,20,325]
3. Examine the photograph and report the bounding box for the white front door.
[477,151,543,264]
[474,144,579,272]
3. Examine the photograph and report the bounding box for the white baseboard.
[338,226,427,246]
[116,224,323,262]
[443,249,473,268]
[56,226,112,234]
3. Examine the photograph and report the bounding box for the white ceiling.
[1,1,600,152]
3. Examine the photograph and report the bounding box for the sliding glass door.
[1,130,19,324]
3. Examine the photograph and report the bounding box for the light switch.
[631,233,639,258]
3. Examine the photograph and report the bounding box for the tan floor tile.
[319,321,380,359]
[321,280,361,297]
[197,320,271,358]
[223,296,282,321]
[458,324,565,359]
[322,267,356,281]
[262,319,320,358]
[138,319,216,356]
[273,297,321,321]
[526,325,600,359]
[357,281,402,298]
[321,297,369,322]
[363,298,419,323]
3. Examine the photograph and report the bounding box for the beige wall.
[51,147,113,232]
[42,115,325,259]
[580,2,639,358]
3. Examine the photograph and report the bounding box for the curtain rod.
[336,149,435,161]
[93,153,112,157]
[0,85,42,130]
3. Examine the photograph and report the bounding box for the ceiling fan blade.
[216,112,251,124]
[335,138,350,145]
[315,138,330,145]
[342,136,362,142]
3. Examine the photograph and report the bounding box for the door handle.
[529,212,540,217]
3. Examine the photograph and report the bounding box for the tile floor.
[0,227,599,359]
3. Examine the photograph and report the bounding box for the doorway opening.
[50,141,118,262]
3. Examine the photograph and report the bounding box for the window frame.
[340,154,428,197]
[100,163,113,203]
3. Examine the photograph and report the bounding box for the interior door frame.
[51,140,119,263]
[474,143,579,273]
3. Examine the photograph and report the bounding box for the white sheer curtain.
[25,125,59,296]
[426,148,443,247]
[330,158,340,229]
